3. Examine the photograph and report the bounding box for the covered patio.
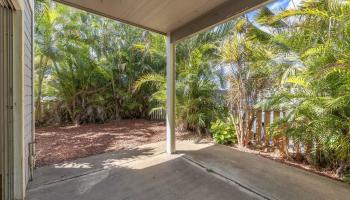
[2,1,274,198]
[27,0,350,199]
[3,0,350,200]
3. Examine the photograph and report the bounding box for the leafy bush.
[343,174,350,184]
[210,115,237,145]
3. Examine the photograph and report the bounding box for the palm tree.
[35,0,167,124]
[134,27,232,134]
[260,0,350,173]
[220,16,275,147]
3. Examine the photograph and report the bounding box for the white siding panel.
[24,74,31,86]
[23,0,33,184]
[24,104,32,116]
[24,85,32,95]
[24,65,31,78]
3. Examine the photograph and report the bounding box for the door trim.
[1,2,26,199]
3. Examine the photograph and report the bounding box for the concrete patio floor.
[27,140,350,200]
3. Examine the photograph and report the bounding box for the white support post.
[166,33,176,154]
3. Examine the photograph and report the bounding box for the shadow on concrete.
[27,155,261,200]
[29,146,160,189]
[178,144,350,200]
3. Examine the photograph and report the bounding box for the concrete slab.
[28,142,166,189]
[27,140,350,200]
[181,144,350,200]
[27,153,262,200]
[28,140,212,189]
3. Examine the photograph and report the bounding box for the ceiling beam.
[170,0,273,43]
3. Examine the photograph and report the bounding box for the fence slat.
[149,109,166,121]
[264,111,271,146]
[256,110,262,144]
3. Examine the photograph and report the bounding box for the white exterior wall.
[23,0,34,184]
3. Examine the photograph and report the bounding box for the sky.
[267,0,291,12]
[247,0,302,21]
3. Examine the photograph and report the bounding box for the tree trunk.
[305,139,313,164]
[35,56,46,123]
[294,141,303,162]
[111,72,121,120]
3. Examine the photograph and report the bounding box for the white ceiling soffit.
[0,0,17,9]
[54,0,272,42]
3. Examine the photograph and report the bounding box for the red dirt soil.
[36,119,341,182]
[35,119,168,167]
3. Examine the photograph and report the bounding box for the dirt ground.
[35,119,171,167]
[35,119,341,182]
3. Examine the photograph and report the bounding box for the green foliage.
[257,0,350,174]
[211,115,237,145]
[344,174,350,184]
[134,27,232,133]
[220,16,277,147]
[35,0,166,125]
[176,41,226,133]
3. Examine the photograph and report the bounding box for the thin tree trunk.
[35,56,47,123]
[111,71,121,120]
[305,139,313,164]
[294,141,302,162]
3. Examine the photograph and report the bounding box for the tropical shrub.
[35,0,166,125]
[257,0,350,175]
[211,115,237,145]
[344,174,350,184]
[220,16,276,147]
[135,29,232,134]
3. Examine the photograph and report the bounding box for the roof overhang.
[54,0,273,43]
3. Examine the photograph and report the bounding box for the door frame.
[1,1,26,199]
[1,5,15,200]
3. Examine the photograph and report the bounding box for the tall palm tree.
[220,16,275,147]
[260,0,350,173]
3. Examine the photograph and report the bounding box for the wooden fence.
[148,107,295,157]
[251,110,281,144]
[148,109,166,121]
[147,109,285,135]
[249,109,292,157]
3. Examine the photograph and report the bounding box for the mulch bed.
[231,146,344,182]
[35,119,169,167]
[36,120,343,183]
